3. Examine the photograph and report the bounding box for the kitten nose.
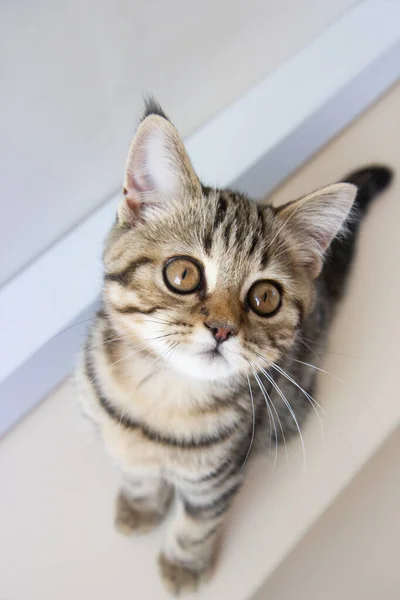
[205,322,237,344]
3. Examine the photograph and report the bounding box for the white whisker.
[89,344,153,385]
[269,360,327,443]
[288,357,383,428]
[253,348,326,443]
[248,362,279,471]
[242,372,256,469]
[248,358,289,464]
[259,365,307,474]
[82,332,130,354]
[269,361,358,465]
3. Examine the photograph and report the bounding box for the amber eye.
[247,280,282,317]
[163,256,203,294]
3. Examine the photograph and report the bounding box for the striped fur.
[76,100,393,596]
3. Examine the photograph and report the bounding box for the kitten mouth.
[201,347,225,361]
[209,347,221,357]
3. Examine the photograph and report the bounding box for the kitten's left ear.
[118,105,202,226]
[277,183,358,278]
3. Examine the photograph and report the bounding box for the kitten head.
[102,101,357,381]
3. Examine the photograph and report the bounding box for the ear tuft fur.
[141,96,169,122]
[117,101,201,227]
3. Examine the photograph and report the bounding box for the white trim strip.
[1,0,400,436]
[188,0,400,188]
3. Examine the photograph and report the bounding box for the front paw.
[114,491,163,535]
[158,553,213,597]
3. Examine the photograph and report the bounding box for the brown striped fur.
[76,99,393,595]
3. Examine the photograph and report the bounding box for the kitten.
[76,99,392,596]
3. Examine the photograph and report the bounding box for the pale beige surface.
[252,429,400,600]
[0,84,399,600]
[0,0,357,284]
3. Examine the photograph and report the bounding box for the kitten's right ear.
[118,104,201,226]
[276,182,357,278]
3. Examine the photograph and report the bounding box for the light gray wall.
[0,0,356,285]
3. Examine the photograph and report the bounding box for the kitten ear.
[118,108,201,226]
[277,183,358,278]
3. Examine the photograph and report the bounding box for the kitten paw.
[114,491,164,535]
[158,553,212,596]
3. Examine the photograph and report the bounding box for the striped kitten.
[77,99,392,596]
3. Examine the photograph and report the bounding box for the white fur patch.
[204,258,218,293]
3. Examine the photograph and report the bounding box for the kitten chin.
[166,347,239,381]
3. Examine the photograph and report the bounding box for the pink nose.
[205,323,236,344]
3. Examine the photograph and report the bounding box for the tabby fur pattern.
[76,99,392,596]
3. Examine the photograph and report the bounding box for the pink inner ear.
[122,172,159,225]
[126,170,149,196]
[311,229,331,253]
[125,138,157,198]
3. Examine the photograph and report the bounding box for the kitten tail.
[322,164,393,303]
[343,165,393,214]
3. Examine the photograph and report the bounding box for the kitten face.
[102,104,356,381]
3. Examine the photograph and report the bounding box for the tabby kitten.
[77,99,392,596]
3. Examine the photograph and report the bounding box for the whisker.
[259,365,307,474]
[143,316,177,326]
[247,362,279,471]
[244,353,290,464]
[163,341,180,362]
[271,362,326,447]
[241,372,256,469]
[298,337,321,359]
[145,332,180,342]
[288,357,383,428]
[82,332,131,354]
[255,369,290,464]
[118,407,126,428]
[270,362,325,414]
[269,361,358,465]
[298,336,366,360]
[255,344,329,427]
[88,343,151,385]
[48,315,97,347]
[253,345,326,442]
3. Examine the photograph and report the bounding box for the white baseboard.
[1,0,400,437]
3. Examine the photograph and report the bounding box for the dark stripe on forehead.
[213,195,228,230]
[260,245,269,268]
[203,229,213,254]
[105,257,153,286]
[232,201,245,247]
[249,232,259,256]
[223,220,231,247]
[257,205,266,239]
[248,205,263,256]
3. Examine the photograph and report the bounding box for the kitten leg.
[159,474,243,595]
[115,474,173,535]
